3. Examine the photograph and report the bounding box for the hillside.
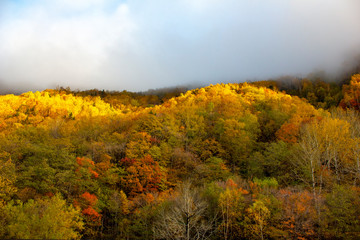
[1,78,360,239]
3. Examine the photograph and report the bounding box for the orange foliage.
[76,192,102,224]
[89,169,99,178]
[340,74,360,110]
[44,192,54,197]
[76,157,99,179]
[76,157,95,166]
[277,189,316,239]
[276,123,299,143]
[82,206,101,222]
[120,155,165,197]
[225,179,238,189]
[81,192,98,206]
[249,181,260,198]
[95,154,112,173]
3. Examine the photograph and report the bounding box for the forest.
[1,73,360,239]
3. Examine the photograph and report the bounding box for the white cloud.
[0,0,360,92]
[0,1,138,89]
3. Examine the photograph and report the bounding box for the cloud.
[0,1,137,90]
[0,0,360,92]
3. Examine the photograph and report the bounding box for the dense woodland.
[1,74,360,239]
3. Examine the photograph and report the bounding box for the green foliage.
[253,177,279,189]
[323,185,360,239]
[3,194,83,239]
[278,78,343,109]
[0,78,359,239]
[0,152,17,202]
[249,141,294,185]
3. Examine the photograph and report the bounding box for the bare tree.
[296,123,322,201]
[292,122,325,237]
[331,108,360,185]
[155,181,215,240]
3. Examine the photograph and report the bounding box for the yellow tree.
[245,199,270,240]
[330,108,360,185]
[294,117,353,231]
[316,118,351,183]
[218,179,248,240]
[4,194,84,239]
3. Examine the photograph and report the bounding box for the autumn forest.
[1,73,360,239]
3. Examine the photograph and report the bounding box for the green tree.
[4,194,84,239]
[323,185,360,239]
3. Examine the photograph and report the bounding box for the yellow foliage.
[0,90,122,131]
[5,195,84,239]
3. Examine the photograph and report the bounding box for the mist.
[0,0,360,93]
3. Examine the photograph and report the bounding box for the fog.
[0,0,360,92]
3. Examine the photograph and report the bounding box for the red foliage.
[82,206,101,222]
[120,155,164,197]
[76,192,102,223]
[340,74,360,110]
[349,98,360,110]
[81,192,98,206]
[339,100,347,109]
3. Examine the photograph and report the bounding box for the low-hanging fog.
[0,0,360,93]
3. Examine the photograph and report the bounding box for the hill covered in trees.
[1,75,360,239]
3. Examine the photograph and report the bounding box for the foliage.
[3,194,83,239]
[0,76,359,239]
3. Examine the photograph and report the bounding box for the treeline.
[54,86,190,110]
[57,74,345,111]
[0,75,360,239]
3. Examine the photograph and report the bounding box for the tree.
[0,152,17,203]
[323,185,360,239]
[218,179,248,240]
[4,194,83,239]
[249,141,294,184]
[293,122,323,225]
[277,188,316,239]
[107,190,130,238]
[340,74,360,110]
[155,182,214,240]
[195,157,231,183]
[120,155,165,197]
[219,118,256,171]
[331,108,360,185]
[245,199,270,240]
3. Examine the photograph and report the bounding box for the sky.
[0,0,360,92]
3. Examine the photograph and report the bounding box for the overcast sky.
[0,0,360,92]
